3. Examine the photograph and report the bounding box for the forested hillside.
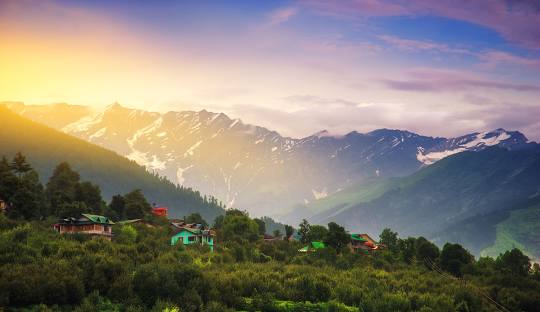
[307,147,540,258]
[1,209,540,311]
[0,106,224,221]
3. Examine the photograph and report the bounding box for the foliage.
[440,243,474,277]
[325,222,350,253]
[185,213,208,227]
[495,248,530,277]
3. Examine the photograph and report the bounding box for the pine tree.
[46,162,81,216]
[10,152,31,178]
[0,156,17,204]
[298,219,311,244]
[109,194,126,220]
[6,157,45,220]
[124,189,151,219]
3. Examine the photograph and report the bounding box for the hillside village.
[50,205,381,255]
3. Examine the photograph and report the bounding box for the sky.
[1,0,540,140]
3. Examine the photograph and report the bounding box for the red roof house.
[152,207,168,217]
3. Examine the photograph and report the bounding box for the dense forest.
[1,154,540,311]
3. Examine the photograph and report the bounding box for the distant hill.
[7,102,532,217]
[0,105,225,222]
[307,146,540,258]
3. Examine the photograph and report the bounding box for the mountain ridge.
[5,101,533,217]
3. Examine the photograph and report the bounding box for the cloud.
[282,95,359,108]
[478,50,540,69]
[377,35,476,57]
[302,0,540,49]
[380,68,540,92]
[224,93,540,142]
[267,7,298,26]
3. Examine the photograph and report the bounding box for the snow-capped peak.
[416,129,525,165]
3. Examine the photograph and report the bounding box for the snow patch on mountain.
[176,165,193,185]
[89,127,107,140]
[62,113,103,133]
[417,130,513,165]
[184,140,203,157]
[312,188,328,200]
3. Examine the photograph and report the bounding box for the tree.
[399,237,417,264]
[221,214,259,243]
[324,222,349,252]
[185,212,208,226]
[123,189,151,219]
[379,228,399,253]
[496,248,530,277]
[9,152,31,177]
[116,225,138,244]
[308,225,328,242]
[8,170,45,220]
[213,215,225,230]
[75,182,104,215]
[254,218,266,235]
[284,224,294,240]
[440,243,474,277]
[416,237,440,263]
[0,156,17,204]
[273,229,282,237]
[108,195,126,220]
[57,202,87,219]
[298,219,311,244]
[46,162,81,216]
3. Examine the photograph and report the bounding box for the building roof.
[351,234,367,242]
[116,219,142,225]
[81,214,115,225]
[299,241,326,252]
[311,241,325,249]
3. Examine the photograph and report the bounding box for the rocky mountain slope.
[5,102,532,217]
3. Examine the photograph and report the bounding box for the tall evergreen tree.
[0,156,17,204]
[46,162,81,216]
[9,152,31,178]
[75,182,104,214]
[109,194,126,220]
[123,189,151,219]
[6,155,45,220]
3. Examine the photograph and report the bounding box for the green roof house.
[53,213,114,240]
[170,222,215,251]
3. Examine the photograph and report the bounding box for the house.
[298,241,325,252]
[170,221,215,251]
[350,233,380,254]
[0,199,8,213]
[53,214,114,240]
[152,206,168,217]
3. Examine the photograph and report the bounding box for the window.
[188,236,196,242]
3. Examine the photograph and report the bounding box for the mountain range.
[0,105,225,222]
[4,102,533,219]
[304,146,540,258]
